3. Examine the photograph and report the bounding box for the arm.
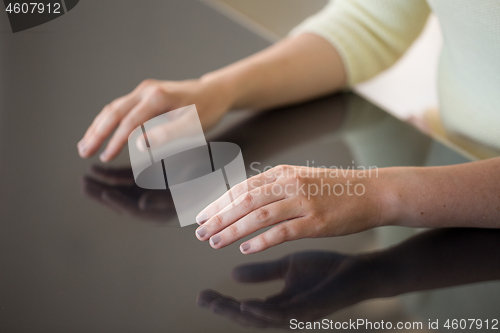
[204,33,346,111]
[384,157,500,229]
[78,0,429,162]
[195,158,500,254]
[78,33,345,162]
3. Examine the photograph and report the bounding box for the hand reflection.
[198,251,365,328]
[198,228,500,328]
[81,165,176,223]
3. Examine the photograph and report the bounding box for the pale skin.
[77,33,500,253]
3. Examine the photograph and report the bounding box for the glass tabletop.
[1,1,498,332]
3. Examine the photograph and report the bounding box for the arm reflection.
[198,228,500,328]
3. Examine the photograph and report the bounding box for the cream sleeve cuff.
[289,0,430,86]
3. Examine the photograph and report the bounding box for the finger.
[81,175,110,203]
[197,289,225,308]
[203,197,301,250]
[239,216,314,254]
[80,176,122,213]
[209,297,240,318]
[100,98,163,162]
[101,189,138,215]
[210,298,272,329]
[195,182,287,242]
[232,258,288,283]
[138,191,173,211]
[88,165,135,185]
[195,169,280,225]
[264,287,301,305]
[240,300,292,323]
[242,293,327,323]
[79,95,139,158]
[81,94,139,144]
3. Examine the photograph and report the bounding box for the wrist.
[372,167,409,227]
[352,251,401,299]
[200,67,247,110]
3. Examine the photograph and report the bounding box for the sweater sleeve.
[289,0,431,86]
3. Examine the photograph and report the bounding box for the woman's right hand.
[77,77,234,162]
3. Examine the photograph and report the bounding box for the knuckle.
[101,104,113,116]
[149,84,163,95]
[228,225,239,238]
[247,178,260,190]
[140,79,155,87]
[241,193,254,209]
[212,214,224,227]
[211,202,221,214]
[231,183,244,197]
[308,213,325,237]
[106,112,119,125]
[254,208,270,223]
[275,224,290,241]
[121,116,140,130]
[259,233,270,248]
[119,119,134,131]
[147,88,166,109]
[290,172,302,183]
[109,98,120,108]
[146,85,164,100]
[273,165,286,172]
[272,164,289,177]
[110,99,125,113]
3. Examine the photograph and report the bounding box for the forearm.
[200,33,346,110]
[363,228,500,298]
[381,157,500,228]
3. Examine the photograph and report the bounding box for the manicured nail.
[196,226,206,238]
[100,152,108,162]
[210,234,221,246]
[240,243,251,253]
[196,213,208,225]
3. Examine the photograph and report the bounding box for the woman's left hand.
[195,165,393,254]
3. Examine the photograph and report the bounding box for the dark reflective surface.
[1,1,498,332]
[198,228,500,329]
[82,165,176,225]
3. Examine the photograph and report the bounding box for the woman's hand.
[195,165,393,254]
[81,165,176,223]
[197,251,363,327]
[77,77,234,162]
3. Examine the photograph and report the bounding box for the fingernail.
[100,152,108,162]
[196,226,206,238]
[196,213,208,225]
[78,140,85,147]
[79,145,87,154]
[240,243,251,253]
[210,234,221,246]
